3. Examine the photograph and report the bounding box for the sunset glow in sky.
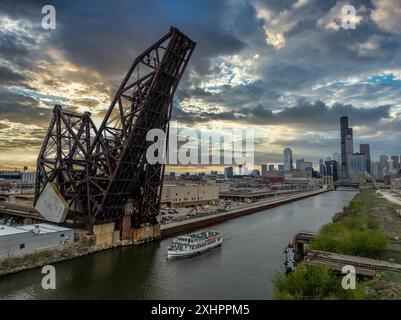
[1,0,401,171]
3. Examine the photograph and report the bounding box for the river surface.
[0,191,356,300]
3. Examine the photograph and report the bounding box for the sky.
[0,0,401,172]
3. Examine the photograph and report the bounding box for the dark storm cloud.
[0,0,401,166]
[0,89,52,125]
[173,100,392,129]
[0,66,26,85]
[0,0,245,79]
[246,0,401,93]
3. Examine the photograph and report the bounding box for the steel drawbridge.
[34,27,196,229]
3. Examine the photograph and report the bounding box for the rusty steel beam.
[35,27,196,228]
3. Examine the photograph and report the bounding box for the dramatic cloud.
[371,0,401,34]
[0,0,401,170]
[173,100,392,128]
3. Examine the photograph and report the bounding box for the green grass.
[273,263,366,300]
[273,189,400,300]
[363,272,401,300]
[310,189,389,257]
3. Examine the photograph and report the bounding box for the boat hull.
[167,237,223,259]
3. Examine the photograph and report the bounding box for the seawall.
[161,188,331,238]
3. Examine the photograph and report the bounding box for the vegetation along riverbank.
[274,189,401,300]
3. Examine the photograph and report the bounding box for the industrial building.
[0,223,74,259]
[161,185,220,207]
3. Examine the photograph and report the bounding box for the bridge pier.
[132,224,161,245]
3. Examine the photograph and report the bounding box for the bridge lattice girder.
[35,27,196,227]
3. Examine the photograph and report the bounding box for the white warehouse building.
[161,185,219,208]
[0,223,74,259]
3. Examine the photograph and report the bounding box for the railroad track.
[306,251,401,275]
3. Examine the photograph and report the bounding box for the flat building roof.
[0,223,72,237]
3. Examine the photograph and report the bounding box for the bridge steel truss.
[35,27,196,228]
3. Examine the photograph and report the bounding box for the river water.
[0,191,356,300]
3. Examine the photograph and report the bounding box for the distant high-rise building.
[359,144,371,174]
[372,161,379,179]
[283,148,293,172]
[391,156,399,171]
[268,164,274,172]
[332,153,340,163]
[325,160,338,181]
[345,134,354,177]
[319,159,325,176]
[332,152,341,177]
[261,164,268,177]
[277,164,284,177]
[378,155,389,179]
[305,167,313,178]
[351,153,367,176]
[224,167,233,179]
[296,159,304,171]
[340,116,353,179]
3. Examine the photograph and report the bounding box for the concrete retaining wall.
[161,189,330,238]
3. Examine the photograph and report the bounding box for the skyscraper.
[325,160,338,181]
[378,155,389,180]
[351,153,367,176]
[296,159,304,170]
[332,152,341,178]
[304,161,313,170]
[332,153,340,163]
[283,148,293,172]
[391,156,399,171]
[340,116,353,179]
[261,164,268,177]
[319,159,325,176]
[359,144,371,174]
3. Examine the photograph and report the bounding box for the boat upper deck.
[174,230,221,244]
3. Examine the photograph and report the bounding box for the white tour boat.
[167,230,223,259]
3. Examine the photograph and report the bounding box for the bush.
[310,190,389,257]
[273,264,366,300]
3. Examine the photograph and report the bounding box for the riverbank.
[0,191,355,299]
[0,242,94,277]
[0,188,330,278]
[161,188,331,237]
[274,189,401,300]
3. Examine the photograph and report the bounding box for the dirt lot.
[370,207,401,264]
[371,207,401,240]
[363,202,401,299]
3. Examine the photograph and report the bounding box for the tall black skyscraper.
[340,116,353,179]
[325,160,338,181]
[360,144,371,174]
